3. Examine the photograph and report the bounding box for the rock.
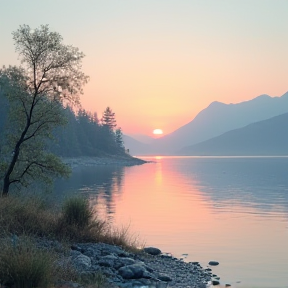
[157,274,172,282]
[118,264,147,279]
[205,268,212,271]
[55,281,83,288]
[70,250,82,258]
[209,261,219,266]
[225,284,231,287]
[144,247,162,255]
[191,261,200,265]
[74,254,91,270]
[161,254,172,259]
[65,242,214,288]
[212,280,220,285]
[71,244,84,253]
[142,270,154,279]
[115,257,136,268]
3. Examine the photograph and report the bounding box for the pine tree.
[101,107,117,131]
[115,128,124,150]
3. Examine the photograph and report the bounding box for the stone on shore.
[36,239,213,288]
[118,264,147,279]
[157,274,172,282]
[144,247,162,255]
[209,261,219,266]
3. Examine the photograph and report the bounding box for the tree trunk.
[2,176,10,196]
[2,146,20,196]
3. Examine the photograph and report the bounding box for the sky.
[1,0,288,136]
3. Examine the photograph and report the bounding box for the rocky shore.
[62,155,148,169]
[37,239,217,288]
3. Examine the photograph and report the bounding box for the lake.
[54,156,288,288]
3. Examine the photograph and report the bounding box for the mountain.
[178,112,288,156]
[146,91,288,154]
[122,135,151,155]
[127,134,154,144]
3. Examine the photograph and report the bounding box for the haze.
[1,0,288,135]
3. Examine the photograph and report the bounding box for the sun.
[153,129,163,135]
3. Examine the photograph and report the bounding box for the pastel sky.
[1,0,288,136]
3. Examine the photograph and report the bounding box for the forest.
[0,95,126,158]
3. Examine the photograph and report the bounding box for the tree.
[0,24,88,196]
[115,128,125,150]
[101,107,117,130]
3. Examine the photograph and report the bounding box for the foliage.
[47,107,127,157]
[61,196,93,228]
[115,127,125,150]
[0,237,56,288]
[0,24,88,195]
[101,106,117,130]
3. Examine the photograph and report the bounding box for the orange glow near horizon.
[2,2,288,136]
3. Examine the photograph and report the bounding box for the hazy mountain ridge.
[127,92,288,155]
[122,135,151,155]
[179,112,288,156]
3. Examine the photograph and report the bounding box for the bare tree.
[0,24,89,196]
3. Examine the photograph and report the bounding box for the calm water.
[54,156,288,288]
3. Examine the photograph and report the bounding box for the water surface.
[54,156,288,288]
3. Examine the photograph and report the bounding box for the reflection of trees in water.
[89,168,124,219]
[53,165,125,218]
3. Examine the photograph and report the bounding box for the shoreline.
[66,242,215,288]
[62,155,149,169]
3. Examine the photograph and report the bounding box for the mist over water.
[54,156,288,288]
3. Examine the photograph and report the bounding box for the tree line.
[48,106,125,157]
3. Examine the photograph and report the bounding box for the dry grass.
[0,237,56,288]
[0,194,142,250]
[0,195,58,237]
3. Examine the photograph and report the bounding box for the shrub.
[0,237,56,288]
[0,195,57,237]
[61,197,93,228]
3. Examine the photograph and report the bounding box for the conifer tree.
[101,107,117,130]
[115,128,124,150]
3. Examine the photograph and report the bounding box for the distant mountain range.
[179,112,288,156]
[122,135,150,155]
[124,91,288,155]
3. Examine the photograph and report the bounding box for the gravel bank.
[62,155,148,169]
[38,240,214,288]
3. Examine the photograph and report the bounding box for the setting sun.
[153,129,163,135]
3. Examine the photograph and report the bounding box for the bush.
[0,238,56,288]
[61,197,93,228]
[0,195,57,237]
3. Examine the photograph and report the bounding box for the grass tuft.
[61,197,93,228]
[0,195,57,237]
[0,237,56,288]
